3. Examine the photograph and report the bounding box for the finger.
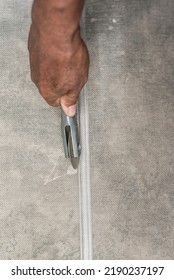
[38,85,61,107]
[60,90,80,117]
[61,90,79,107]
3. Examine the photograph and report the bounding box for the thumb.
[60,91,79,117]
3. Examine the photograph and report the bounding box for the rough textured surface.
[0,0,174,260]
[0,0,80,259]
[86,0,174,259]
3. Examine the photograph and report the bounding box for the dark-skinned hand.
[28,0,89,116]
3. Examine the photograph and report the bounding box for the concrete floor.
[0,0,174,259]
[0,0,80,259]
[87,0,174,259]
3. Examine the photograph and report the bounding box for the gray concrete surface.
[0,0,80,259]
[0,0,174,259]
[87,0,174,259]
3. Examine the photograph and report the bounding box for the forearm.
[31,0,84,45]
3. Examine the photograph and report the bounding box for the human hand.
[28,0,89,116]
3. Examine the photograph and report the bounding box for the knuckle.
[30,73,37,84]
[39,87,48,99]
[48,101,60,107]
[44,97,60,107]
[38,85,61,107]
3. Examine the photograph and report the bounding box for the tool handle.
[61,109,81,158]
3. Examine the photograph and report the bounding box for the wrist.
[31,0,84,44]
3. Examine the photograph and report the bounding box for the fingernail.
[66,104,77,117]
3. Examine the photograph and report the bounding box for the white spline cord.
[78,86,93,260]
[78,5,93,260]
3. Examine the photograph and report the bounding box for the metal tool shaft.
[61,109,81,170]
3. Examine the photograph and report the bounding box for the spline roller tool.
[61,109,81,169]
